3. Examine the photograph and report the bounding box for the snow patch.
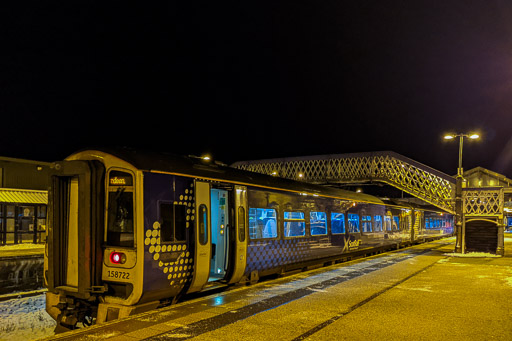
[398,286,432,292]
[443,252,501,258]
[82,331,122,339]
[0,294,55,341]
[307,287,327,293]
[0,243,45,251]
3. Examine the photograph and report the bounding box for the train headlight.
[110,251,127,264]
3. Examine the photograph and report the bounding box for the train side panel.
[139,172,195,304]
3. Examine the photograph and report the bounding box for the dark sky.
[2,1,512,177]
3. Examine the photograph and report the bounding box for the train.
[44,148,453,330]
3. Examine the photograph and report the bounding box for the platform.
[46,237,512,340]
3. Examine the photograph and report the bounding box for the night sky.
[2,1,512,177]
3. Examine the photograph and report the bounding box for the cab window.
[107,170,135,247]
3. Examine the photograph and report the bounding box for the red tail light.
[110,251,126,264]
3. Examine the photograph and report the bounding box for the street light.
[444,132,480,252]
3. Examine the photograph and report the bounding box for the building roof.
[463,167,512,187]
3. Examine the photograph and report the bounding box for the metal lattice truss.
[463,188,504,216]
[231,151,456,213]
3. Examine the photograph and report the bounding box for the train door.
[209,188,229,281]
[226,185,248,284]
[188,182,248,292]
[210,185,248,284]
[188,180,211,293]
[46,160,105,296]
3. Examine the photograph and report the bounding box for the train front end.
[44,151,145,330]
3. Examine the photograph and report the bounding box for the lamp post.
[444,133,480,253]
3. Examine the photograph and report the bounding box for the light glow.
[444,134,455,140]
[110,251,126,264]
[469,133,480,139]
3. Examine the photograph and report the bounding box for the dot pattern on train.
[145,183,195,289]
[245,238,312,274]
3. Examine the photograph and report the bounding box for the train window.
[374,215,383,232]
[310,212,327,236]
[392,216,399,231]
[159,202,187,243]
[384,216,392,231]
[238,206,246,242]
[107,188,134,247]
[198,204,208,245]
[361,216,372,233]
[331,213,345,234]
[284,211,305,237]
[249,208,277,239]
[348,214,360,233]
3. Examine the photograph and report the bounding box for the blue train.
[44,149,453,330]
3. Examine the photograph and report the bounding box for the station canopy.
[0,188,48,204]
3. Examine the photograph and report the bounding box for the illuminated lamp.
[110,251,126,264]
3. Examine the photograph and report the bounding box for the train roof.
[69,148,388,205]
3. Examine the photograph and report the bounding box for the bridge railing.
[231,151,456,213]
[463,187,504,217]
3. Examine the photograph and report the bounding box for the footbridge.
[232,151,456,213]
[232,151,509,255]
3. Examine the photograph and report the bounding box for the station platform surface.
[47,237,512,341]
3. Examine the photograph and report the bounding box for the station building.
[0,156,50,245]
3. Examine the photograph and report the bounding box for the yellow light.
[202,155,211,161]
[356,189,362,193]
[298,173,304,178]
[271,171,278,176]
[469,133,480,139]
[444,134,455,140]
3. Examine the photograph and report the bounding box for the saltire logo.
[342,235,362,252]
